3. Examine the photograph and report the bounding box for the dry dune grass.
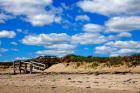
[45,62,140,73]
[1,62,140,74]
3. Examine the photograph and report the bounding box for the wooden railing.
[13,61,47,74]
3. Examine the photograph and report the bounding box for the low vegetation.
[62,54,140,67]
[1,53,140,69]
[0,62,13,70]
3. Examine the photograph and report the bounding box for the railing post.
[25,63,27,74]
[19,61,21,74]
[13,61,16,74]
[30,62,33,74]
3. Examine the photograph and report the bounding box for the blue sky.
[0,0,140,61]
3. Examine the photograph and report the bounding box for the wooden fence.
[13,61,47,74]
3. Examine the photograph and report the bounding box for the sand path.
[0,73,140,93]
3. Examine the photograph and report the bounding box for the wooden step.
[33,66,45,71]
[33,65,45,70]
[32,62,46,67]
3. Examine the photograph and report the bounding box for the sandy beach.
[0,0,140,92]
[1,63,140,93]
[0,73,140,93]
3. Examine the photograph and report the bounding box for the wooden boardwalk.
[13,61,47,74]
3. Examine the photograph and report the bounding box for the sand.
[0,73,140,93]
[45,63,140,73]
[1,63,140,93]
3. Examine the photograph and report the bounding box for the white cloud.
[77,0,140,16]
[0,48,8,52]
[16,29,22,32]
[0,30,16,38]
[0,43,7,56]
[22,33,71,45]
[106,16,140,32]
[0,0,52,15]
[36,49,74,56]
[54,16,62,23]
[95,41,140,56]
[11,42,18,45]
[105,41,140,49]
[0,13,13,23]
[72,33,107,45]
[83,23,104,33]
[22,33,76,56]
[46,43,76,50]
[61,3,70,10]
[75,15,90,21]
[0,0,62,26]
[15,57,29,60]
[118,48,140,55]
[27,14,55,26]
[106,33,131,41]
[95,46,117,55]
[11,48,19,51]
[117,32,132,37]
[107,35,119,41]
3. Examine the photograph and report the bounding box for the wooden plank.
[19,61,21,74]
[32,65,45,70]
[13,62,16,74]
[24,63,27,74]
[22,62,31,64]
[13,60,47,74]
[31,61,46,66]
[30,64,33,74]
[33,66,45,71]
[33,64,46,68]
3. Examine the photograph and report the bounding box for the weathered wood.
[22,62,30,64]
[30,63,33,74]
[32,61,46,66]
[13,61,16,74]
[13,61,47,74]
[19,61,22,74]
[33,65,45,71]
[24,63,27,74]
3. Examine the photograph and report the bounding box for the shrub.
[64,62,70,67]
[88,62,99,69]
[75,62,83,68]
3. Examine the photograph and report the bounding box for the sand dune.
[0,63,140,93]
[45,63,140,73]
